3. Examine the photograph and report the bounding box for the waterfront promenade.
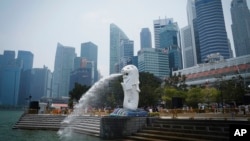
[33,107,250,121]
[11,108,250,141]
[82,107,250,121]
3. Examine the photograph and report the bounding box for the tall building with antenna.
[153,18,173,48]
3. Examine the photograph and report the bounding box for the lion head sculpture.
[120,65,140,110]
[121,65,140,92]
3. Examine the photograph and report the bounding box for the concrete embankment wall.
[13,113,150,139]
[100,116,148,139]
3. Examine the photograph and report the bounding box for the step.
[150,123,229,132]
[145,127,229,137]
[153,119,230,127]
[72,123,100,128]
[60,116,101,137]
[70,126,100,136]
[13,125,60,130]
[126,135,168,141]
[72,128,100,137]
[141,129,228,141]
[72,124,100,130]
[133,132,212,141]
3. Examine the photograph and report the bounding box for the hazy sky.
[0,0,249,77]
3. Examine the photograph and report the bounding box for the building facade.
[153,18,173,48]
[109,23,129,74]
[195,0,231,63]
[17,50,33,71]
[138,48,170,79]
[29,66,52,101]
[173,55,250,86]
[140,28,152,49]
[231,0,250,57]
[70,57,94,90]
[81,41,98,82]
[159,21,179,48]
[118,39,134,72]
[168,45,183,73]
[181,26,195,68]
[52,43,76,98]
[181,0,198,68]
[17,51,34,105]
[0,51,22,106]
[160,21,182,74]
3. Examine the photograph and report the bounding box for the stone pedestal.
[100,116,147,139]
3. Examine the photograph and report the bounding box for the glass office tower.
[138,48,170,79]
[81,42,98,82]
[231,0,250,57]
[140,28,152,49]
[195,0,230,62]
[0,51,22,106]
[153,18,173,48]
[109,23,129,74]
[52,43,75,98]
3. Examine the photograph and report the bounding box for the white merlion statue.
[121,65,140,110]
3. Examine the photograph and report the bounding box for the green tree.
[103,76,123,108]
[93,76,123,108]
[214,75,245,106]
[186,87,203,108]
[161,86,187,108]
[162,73,188,108]
[201,87,220,104]
[138,72,162,107]
[68,83,90,108]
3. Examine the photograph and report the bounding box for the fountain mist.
[58,73,122,139]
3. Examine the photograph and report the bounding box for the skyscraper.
[52,43,75,98]
[81,42,98,82]
[70,57,94,90]
[17,50,34,105]
[181,26,195,68]
[140,28,152,49]
[109,23,129,74]
[181,0,198,68]
[231,0,250,57]
[160,21,183,74]
[153,18,173,48]
[17,50,33,71]
[168,46,183,73]
[0,51,22,106]
[29,66,52,101]
[119,39,134,71]
[138,48,170,79]
[159,21,179,48]
[195,0,230,62]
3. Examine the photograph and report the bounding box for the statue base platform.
[110,108,148,117]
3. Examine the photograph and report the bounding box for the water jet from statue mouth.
[58,73,122,139]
